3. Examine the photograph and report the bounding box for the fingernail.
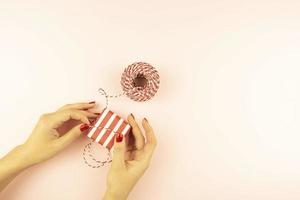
[116,133,123,143]
[130,113,135,120]
[89,101,96,104]
[80,123,90,132]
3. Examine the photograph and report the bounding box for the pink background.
[1,0,300,199]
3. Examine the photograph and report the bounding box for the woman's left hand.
[104,114,157,200]
[22,102,98,166]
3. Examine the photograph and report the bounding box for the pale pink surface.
[0,0,300,199]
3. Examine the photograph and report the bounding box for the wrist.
[103,187,128,200]
[0,145,34,174]
[12,144,37,169]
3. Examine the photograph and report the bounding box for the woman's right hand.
[103,114,157,200]
[22,102,98,166]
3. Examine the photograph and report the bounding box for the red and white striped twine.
[121,62,160,102]
[83,142,112,168]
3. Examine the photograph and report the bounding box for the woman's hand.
[22,102,98,166]
[104,114,157,200]
[0,102,98,192]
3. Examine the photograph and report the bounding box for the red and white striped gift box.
[87,109,131,151]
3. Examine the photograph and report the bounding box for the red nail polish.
[116,133,123,143]
[89,101,96,104]
[80,123,90,132]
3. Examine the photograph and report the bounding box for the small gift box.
[87,109,131,151]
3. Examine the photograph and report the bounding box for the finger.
[57,102,96,111]
[111,133,126,169]
[49,109,90,128]
[142,118,157,154]
[126,132,136,151]
[56,123,89,148]
[127,114,145,150]
[80,110,99,118]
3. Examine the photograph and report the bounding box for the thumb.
[111,133,126,169]
[57,123,88,148]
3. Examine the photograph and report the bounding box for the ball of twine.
[121,62,160,102]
